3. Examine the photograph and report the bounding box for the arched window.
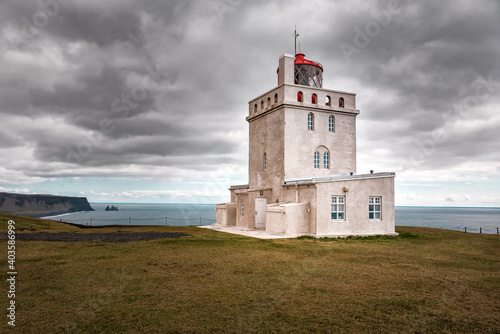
[326,95,331,106]
[312,93,317,104]
[274,93,278,103]
[308,113,314,131]
[267,97,271,107]
[261,100,264,110]
[339,97,345,108]
[264,152,267,170]
[297,91,303,102]
[314,152,320,169]
[254,104,257,114]
[314,145,330,170]
[329,115,335,132]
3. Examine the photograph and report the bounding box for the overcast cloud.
[0,0,499,205]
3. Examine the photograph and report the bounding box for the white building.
[215,52,397,237]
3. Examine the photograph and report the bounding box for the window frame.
[331,196,345,220]
[241,200,244,217]
[329,115,335,133]
[308,112,314,131]
[314,151,320,169]
[323,152,330,169]
[369,196,382,220]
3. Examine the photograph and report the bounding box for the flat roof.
[283,172,395,186]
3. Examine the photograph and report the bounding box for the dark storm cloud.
[0,0,499,183]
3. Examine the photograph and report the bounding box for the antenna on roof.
[293,25,299,56]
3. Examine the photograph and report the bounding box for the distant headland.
[0,192,94,217]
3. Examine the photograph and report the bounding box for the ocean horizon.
[42,203,500,234]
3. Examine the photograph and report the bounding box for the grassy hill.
[0,213,499,333]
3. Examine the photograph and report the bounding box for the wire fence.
[57,216,217,227]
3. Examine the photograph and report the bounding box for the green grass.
[1,213,499,333]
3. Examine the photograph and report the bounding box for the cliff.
[0,192,94,216]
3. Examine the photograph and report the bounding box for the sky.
[0,0,499,206]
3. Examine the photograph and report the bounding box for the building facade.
[215,53,397,237]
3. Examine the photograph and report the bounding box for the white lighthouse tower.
[215,51,396,237]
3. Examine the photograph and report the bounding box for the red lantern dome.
[294,53,323,88]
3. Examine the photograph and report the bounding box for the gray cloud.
[0,0,499,186]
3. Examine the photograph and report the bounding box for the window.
[331,196,345,220]
[339,97,345,108]
[241,200,244,216]
[297,91,303,102]
[308,112,314,131]
[261,100,264,110]
[314,151,320,169]
[312,93,317,104]
[267,97,271,107]
[369,197,381,219]
[314,145,330,169]
[274,93,278,103]
[329,115,335,132]
[326,95,331,106]
[264,153,267,170]
[254,104,257,114]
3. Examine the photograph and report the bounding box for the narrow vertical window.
[263,152,267,170]
[254,104,257,113]
[326,95,331,106]
[329,115,335,132]
[314,151,320,169]
[312,93,317,104]
[308,113,314,131]
[261,100,264,110]
[369,197,381,219]
[297,91,303,102]
[267,97,271,107]
[339,97,345,108]
[331,196,345,220]
[274,93,278,103]
[323,152,330,169]
[241,200,244,217]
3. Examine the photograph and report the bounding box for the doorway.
[255,198,267,229]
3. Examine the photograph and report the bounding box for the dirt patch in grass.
[0,231,189,242]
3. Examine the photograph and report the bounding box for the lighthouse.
[215,51,396,237]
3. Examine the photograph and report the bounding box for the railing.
[58,216,216,227]
[461,227,499,234]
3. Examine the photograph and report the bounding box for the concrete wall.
[266,204,286,235]
[265,202,310,236]
[284,106,357,178]
[282,185,317,235]
[314,176,396,237]
[247,106,285,199]
[215,202,236,226]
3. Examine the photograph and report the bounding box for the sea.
[42,204,500,234]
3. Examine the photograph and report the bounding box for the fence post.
[480,227,482,234]
[497,227,499,235]
[165,217,168,226]
[464,227,467,233]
